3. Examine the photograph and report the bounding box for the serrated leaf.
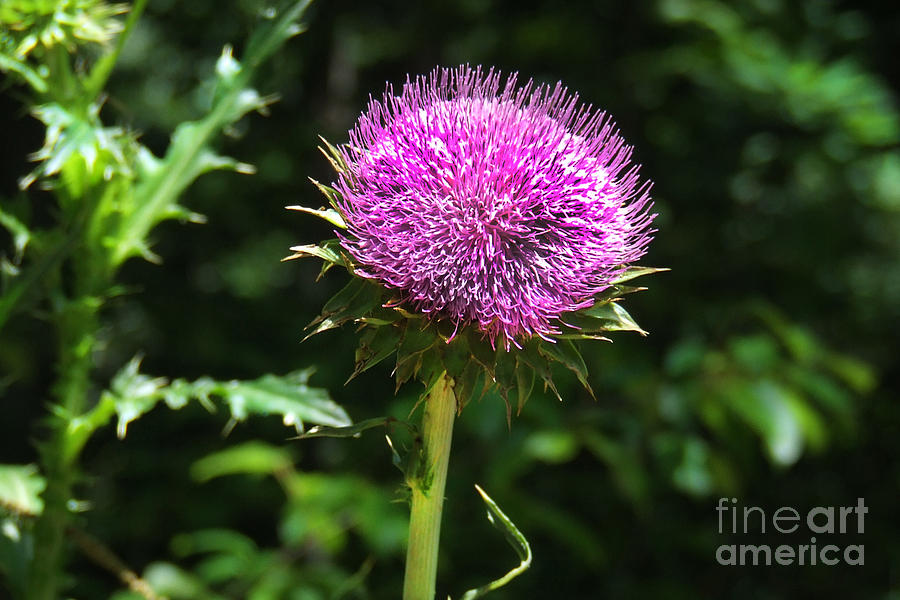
[417,350,445,398]
[393,324,439,387]
[109,356,169,438]
[394,354,422,390]
[610,266,669,285]
[103,358,346,438]
[221,371,351,432]
[322,278,368,313]
[460,485,531,600]
[494,351,516,392]
[22,102,132,192]
[0,464,45,517]
[0,52,47,92]
[399,323,438,356]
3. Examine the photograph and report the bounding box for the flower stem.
[403,372,456,600]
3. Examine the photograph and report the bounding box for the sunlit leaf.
[609,266,669,285]
[217,371,352,431]
[103,358,349,438]
[0,207,31,264]
[285,203,346,228]
[0,464,45,517]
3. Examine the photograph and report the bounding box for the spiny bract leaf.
[304,277,386,339]
[539,339,593,398]
[317,136,349,174]
[610,266,670,284]
[352,325,404,380]
[286,204,346,228]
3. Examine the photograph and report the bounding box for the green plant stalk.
[403,372,456,600]
[27,295,100,600]
[27,188,109,599]
[109,0,313,269]
[16,4,314,597]
[84,0,149,99]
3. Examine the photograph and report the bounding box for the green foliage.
[0,465,45,517]
[0,0,126,93]
[657,0,899,146]
[1,2,328,599]
[108,441,407,600]
[656,305,873,471]
[0,465,45,600]
[459,485,531,600]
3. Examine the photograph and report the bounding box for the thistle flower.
[290,64,663,406]
[333,65,655,348]
[291,66,663,600]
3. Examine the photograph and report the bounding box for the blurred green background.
[2,0,899,598]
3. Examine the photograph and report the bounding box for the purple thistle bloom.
[334,65,655,348]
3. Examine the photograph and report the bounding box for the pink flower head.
[334,65,655,348]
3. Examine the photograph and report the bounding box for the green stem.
[403,372,457,600]
[27,297,100,600]
[84,0,149,99]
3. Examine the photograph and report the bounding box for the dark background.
[2,0,899,598]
